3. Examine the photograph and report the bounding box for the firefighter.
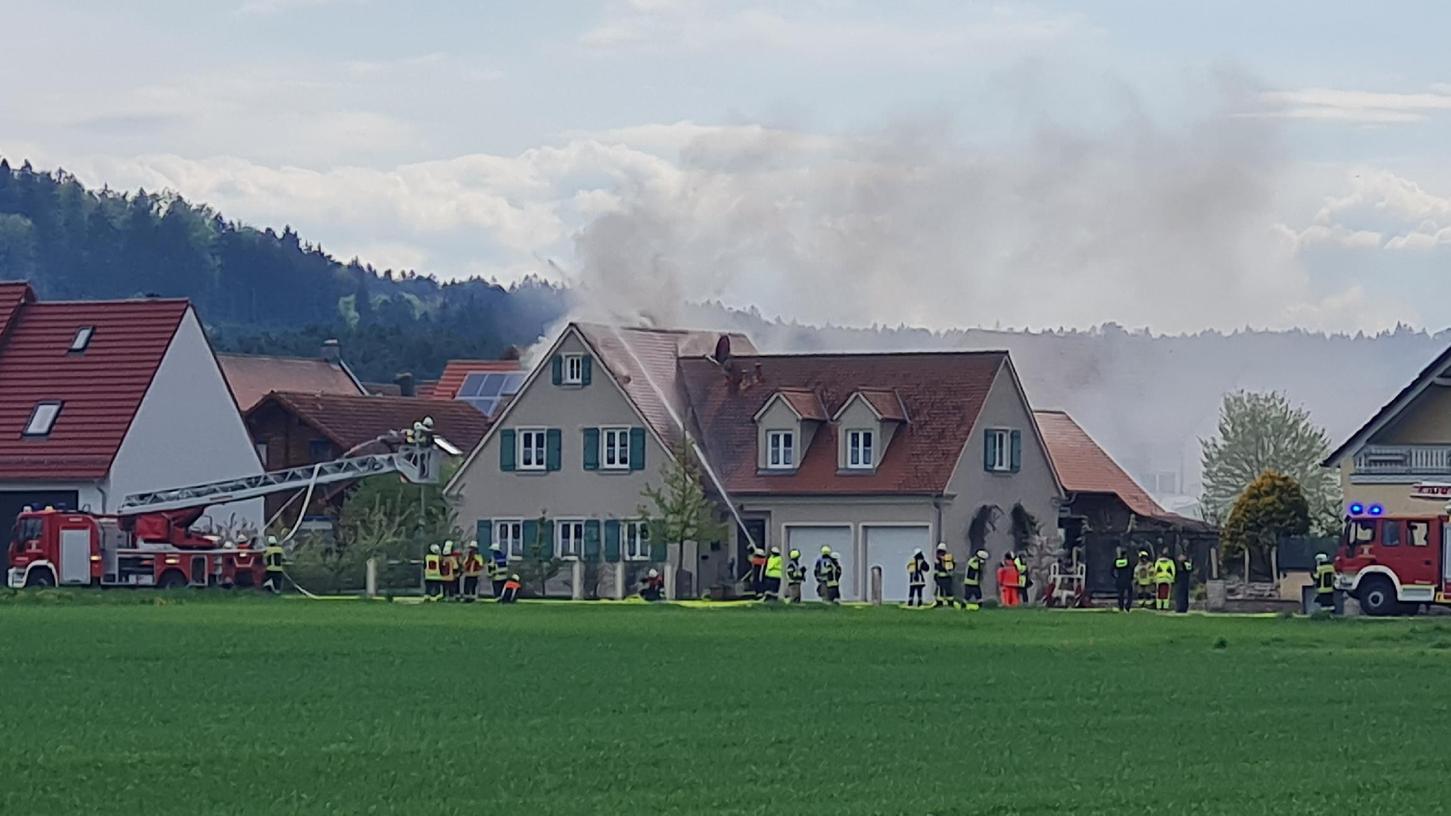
[907,548,929,607]
[1113,548,1134,612]
[827,549,844,603]
[963,548,987,610]
[997,553,1020,607]
[461,541,485,602]
[933,543,957,608]
[499,573,522,604]
[1153,551,1176,611]
[763,546,784,602]
[489,542,508,599]
[1013,550,1031,606]
[1174,553,1193,614]
[784,548,805,603]
[440,541,460,601]
[640,568,665,602]
[423,544,443,601]
[1134,550,1155,609]
[748,543,768,599]
[1313,552,1336,612]
[813,546,836,603]
[263,535,285,594]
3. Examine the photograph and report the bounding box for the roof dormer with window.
[754,389,825,474]
[833,389,908,473]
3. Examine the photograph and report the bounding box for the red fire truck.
[6,436,442,590]
[1334,488,1451,616]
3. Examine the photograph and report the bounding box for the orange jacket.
[997,564,1019,588]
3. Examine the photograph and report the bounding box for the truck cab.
[1334,510,1450,615]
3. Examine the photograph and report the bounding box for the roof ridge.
[695,349,1010,359]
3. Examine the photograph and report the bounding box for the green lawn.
[0,596,1446,815]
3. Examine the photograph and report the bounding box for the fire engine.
[1334,485,1451,616]
[6,432,443,590]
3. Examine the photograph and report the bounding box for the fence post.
[615,563,626,600]
[664,562,677,601]
[571,560,584,600]
[870,566,883,605]
[365,558,377,598]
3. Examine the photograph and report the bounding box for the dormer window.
[563,354,584,385]
[24,401,62,437]
[847,429,875,469]
[767,430,795,469]
[70,326,94,352]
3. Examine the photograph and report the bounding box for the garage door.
[865,525,933,603]
[788,526,854,602]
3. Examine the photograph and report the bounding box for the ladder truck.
[6,434,443,590]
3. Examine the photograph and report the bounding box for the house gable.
[1325,344,1451,467]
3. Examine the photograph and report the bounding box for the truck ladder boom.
[116,445,442,516]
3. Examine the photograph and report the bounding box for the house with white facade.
[0,282,264,542]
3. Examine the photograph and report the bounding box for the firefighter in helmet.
[963,548,987,610]
[263,535,286,594]
[784,548,806,603]
[1313,552,1336,612]
[933,542,957,608]
[640,568,665,602]
[423,544,443,600]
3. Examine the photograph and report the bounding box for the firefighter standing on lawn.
[907,549,930,607]
[1134,549,1155,609]
[1153,551,1176,611]
[488,542,508,598]
[933,543,957,608]
[423,544,443,601]
[748,543,768,599]
[763,546,784,601]
[1112,548,1134,612]
[813,546,836,603]
[784,548,806,603]
[440,540,460,601]
[461,541,485,602]
[1314,552,1337,612]
[1174,553,1193,613]
[1013,551,1031,606]
[263,535,286,594]
[962,548,987,610]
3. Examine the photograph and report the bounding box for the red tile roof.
[253,392,492,454]
[218,353,364,411]
[0,282,33,339]
[772,389,829,421]
[1034,410,1166,519]
[429,360,525,399]
[577,323,757,445]
[854,389,909,422]
[680,352,1007,495]
[0,296,189,480]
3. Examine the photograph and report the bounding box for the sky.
[4,0,1451,334]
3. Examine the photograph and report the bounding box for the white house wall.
[107,307,264,537]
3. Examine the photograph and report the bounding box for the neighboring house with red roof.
[1035,409,1215,593]
[218,342,366,412]
[446,322,1063,602]
[0,282,264,545]
[429,359,524,399]
[246,391,491,523]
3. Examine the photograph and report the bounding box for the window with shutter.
[500,429,516,471]
[629,427,646,471]
[546,428,562,471]
[583,520,602,561]
[1009,430,1022,473]
[583,428,601,470]
[550,355,563,386]
[604,520,622,562]
[476,519,492,550]
[985,429,1011,472]
[601,427,630,469]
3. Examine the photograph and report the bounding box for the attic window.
[23,402,62,437]
[70,326,94,352]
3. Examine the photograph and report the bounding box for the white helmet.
[647,568,659,578]
[490,542,502,552]
[975,549,989,560]
[1315,552,1329,564]
[422,416,435,430]
[267,535,278,546]
[429,544,440,555]
[443,540,455,554]
[913,547,924,556]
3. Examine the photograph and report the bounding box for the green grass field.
[1,596,1446,815]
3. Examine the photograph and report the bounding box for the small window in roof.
[70,326,94,352]
[23,402,62,437]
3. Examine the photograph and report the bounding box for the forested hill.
[0,158,565,380]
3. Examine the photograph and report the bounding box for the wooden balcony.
[1353,445,1451,477]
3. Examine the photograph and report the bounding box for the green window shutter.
[546,428,562,471]
[500,429,516,472]
[522,519,539,559]
[580,356,592,386]
[583,428,600,470]
[583,520,602,562]
[604,520,621,562]
[983,429,994,471]
[550,355,563,386]
[629,427,646,471]
[1010,430,1022,473]
[476,519,492,549]
[649,520,668,562]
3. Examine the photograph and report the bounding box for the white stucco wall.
[106,307,264,537]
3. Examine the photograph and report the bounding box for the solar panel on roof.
[460,397,500,416]
[457,372,488,398]
[501,373,527,394]
[475,375,507,398]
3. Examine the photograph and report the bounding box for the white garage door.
[788,526,854,602]
[865,525,933,603]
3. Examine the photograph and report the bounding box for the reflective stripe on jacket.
[424,554,442,581]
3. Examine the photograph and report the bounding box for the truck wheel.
[157,571,187,590]
[1359,577,1399,616]
[24,569,54,588]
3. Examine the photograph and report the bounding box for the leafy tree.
[1220,469,1311,560]
[1200,391,1340,534]
[514,514,563,597]
[639,441,729,579]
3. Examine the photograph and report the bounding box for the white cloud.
[1252,86,1451,124]
[235,0,362,16]
[1295,168,1451,253]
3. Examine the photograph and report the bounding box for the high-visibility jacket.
[503,577,521,592]
[1014,556,1029,588]
[813,557,833,583]
[1314,563,1335,595]
[935,554,954,579]
[964,557,983,587]
[424,554,442,581]
[488,556,508,580]
[827,559,842,587]
[1176,559,1192,585]
[462,554,484,578]
[1134,561,1154,587]
[785,559,805,584]
[1113,556,1132,588]
[264,545,285,573]
[907,558,928,587]
[749,547,767,569]
[441,554,459,580]
[1153,557,1176,584]
[765,554,783,580]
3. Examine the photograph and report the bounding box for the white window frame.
[847,429,874,469]
[767,430,795,469]
[556,519,585,560]
[495,520,524,559]
[562,353,584,385]
[23,402,62,437]
[70,326,94,352]
[518,428,547,471]
[602,427,631,470]
[625,520,651,561]
[987,428,1011,472]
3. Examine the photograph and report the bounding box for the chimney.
[395,372,416,398]
[499,345,522,362]
[320,338,341,364]
[713,334,732,365]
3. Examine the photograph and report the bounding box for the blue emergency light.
[1369,504,1384,516]
[1349,503,1365,515]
